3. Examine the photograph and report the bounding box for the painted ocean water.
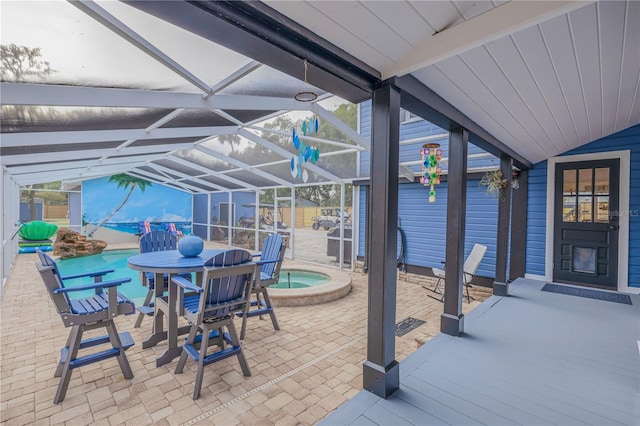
[99,222,192,235]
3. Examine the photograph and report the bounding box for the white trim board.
[546,150,632,293]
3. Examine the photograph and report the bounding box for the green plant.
[479,170,508,200]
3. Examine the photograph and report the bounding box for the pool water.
[272,270,330,289]
[56,249,147,304]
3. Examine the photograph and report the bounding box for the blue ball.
[178,234,204,257]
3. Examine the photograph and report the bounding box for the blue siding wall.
[525,124,640,287]
[358,100,498,177]
[357,101,504,278]
[358,180,499,278]
[525,162,548,276]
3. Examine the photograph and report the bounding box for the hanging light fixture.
[294,60,318,102]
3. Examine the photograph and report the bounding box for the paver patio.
[0,243,489,425]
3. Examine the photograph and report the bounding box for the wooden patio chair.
[426,243,487,303]
[135,230,189,328]
[35,249,135,404]
[172,249,256,400]
[237,233,286,340]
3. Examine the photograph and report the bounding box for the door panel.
[553,159,619,288]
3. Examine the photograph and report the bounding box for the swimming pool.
[56,249,147,304]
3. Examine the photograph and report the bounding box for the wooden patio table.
[128,249,224,367]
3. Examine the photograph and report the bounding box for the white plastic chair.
[428,243,487,303]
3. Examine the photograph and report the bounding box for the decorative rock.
[178,234,204,257]
[53,228,108,259]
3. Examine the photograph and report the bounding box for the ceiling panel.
[458,46,554,156]
[617,1,640,131]
[361,2,434,47]
[484,37,568,151]
[599,1,630,136]
[409,1,465,33]
[569,4,603,141]
[540,13,591,147]
[510,25,579,153]
[265,1,390,71]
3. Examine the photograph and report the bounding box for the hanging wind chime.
[291,117,321,183]
[420,143,442,202]
[290,59,321,182]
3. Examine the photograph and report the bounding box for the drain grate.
[395,317,426,337]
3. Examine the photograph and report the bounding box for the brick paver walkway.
[1,246,488,425]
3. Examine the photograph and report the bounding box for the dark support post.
[494,155,513,296]
[441,127,468,336]
[363,185,371,273]
[363,82,400,398]
[510,169,528,281]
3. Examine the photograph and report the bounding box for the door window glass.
[562,166,611,223]
[562,170,577,222]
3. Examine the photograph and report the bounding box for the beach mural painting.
[82,176,192,238]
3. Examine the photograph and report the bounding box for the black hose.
[397,226,407,272]
[362,224,407,274]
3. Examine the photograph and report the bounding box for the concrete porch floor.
[1,244,489,425]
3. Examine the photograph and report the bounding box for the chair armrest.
[255,258,283,266]
[172,276,202,293]
[61,269,115,280]
[53,277,131,293]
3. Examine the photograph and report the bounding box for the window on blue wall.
[400,108,421,124]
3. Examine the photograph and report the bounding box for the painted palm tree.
[88,174,151,237]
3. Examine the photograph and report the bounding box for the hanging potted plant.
[479,170,508,200]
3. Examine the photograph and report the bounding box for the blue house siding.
[525,124,640,287]
[525,162,548,276]
[358,100,498,178]
[357,102,505,280]
[358,180,499,279]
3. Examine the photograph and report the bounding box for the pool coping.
[269,261,352,306]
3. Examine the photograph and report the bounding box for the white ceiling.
[267,0,640,164]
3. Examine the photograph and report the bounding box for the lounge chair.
[426,243,487,303]
[35,249,135,404]
[137,220,151,235]
[164,222,183,236]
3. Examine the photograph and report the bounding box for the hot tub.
[268,265,351,307]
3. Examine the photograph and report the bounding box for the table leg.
[142,272,167,349]
[155,271,201,367]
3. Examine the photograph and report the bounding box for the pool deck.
[1,240,489,425]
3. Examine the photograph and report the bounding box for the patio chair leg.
[55,331,75,377]
[54,325,83,404]
[175,325,198,374]
[433,277,443,294]
[134,289,154,328]
[227,320,251,377]
[106,321,133,379]
[465,284,474,304]
[192,324,211,400]
[261,290,280,331]
[240,311,249,341]
[255,293,264,320]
